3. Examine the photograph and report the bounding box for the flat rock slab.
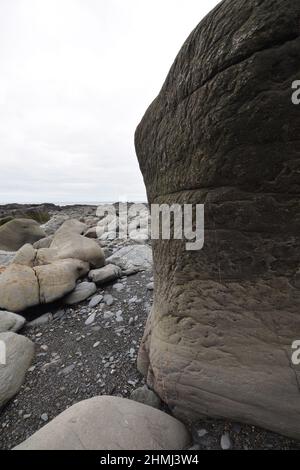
[14,396,190,450]
[107,245,153,275]
[0,332,34,408]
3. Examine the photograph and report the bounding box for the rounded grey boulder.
[14,396,190,450]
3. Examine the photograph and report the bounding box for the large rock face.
[135,0,300,438]
[0,219,46,251]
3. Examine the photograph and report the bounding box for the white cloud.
[0,0,220,203]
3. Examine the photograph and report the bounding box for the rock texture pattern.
[14,396,190,450]
[135,0,300,438]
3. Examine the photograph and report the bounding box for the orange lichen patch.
[0,265,6,275]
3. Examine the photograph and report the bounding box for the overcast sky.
[0,0,220,204]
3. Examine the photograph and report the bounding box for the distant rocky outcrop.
[135,0,300,439]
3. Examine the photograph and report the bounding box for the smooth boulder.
[135,0,300,438]
[14,396,190,450]
[0,332,34,407]
[0,219,46,251]
[0,264,39,312]
[0,311,26,333]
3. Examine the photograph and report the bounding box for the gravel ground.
[0,271,152,449]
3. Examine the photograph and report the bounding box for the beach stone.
[50,220,105,268]
[0,332,34,408]
[103,294,114,306]
[0,311,26,333]
[107,245,152,275]
[0,219,46,251]
[88,295,103,308]
[12,244,36,267]
[85,312,97,326]
[35,259,90,305]
[88,264,121,285]
[27,313,53,328]
[221,433,232,451]
[41,215,69,235]
[63,282,97,305]
[130,385,161,409]
[33,236,53,249]
[14,396,190,450]
[0,264,39,313]
[135,0,300,439]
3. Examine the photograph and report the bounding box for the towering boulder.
[135,0,300,438]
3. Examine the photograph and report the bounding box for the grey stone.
[0,311,26,333]
[221,433,232,451]
[103,294,114,306]
[131,385,161,409]
[88,264,121,285]
[0,219,46,252]
[88,295,103,308]
[64,282,97,305]
[106,245,153,275]
[27,313,53,328]
[0,332,35,408]
[85,312,97,326]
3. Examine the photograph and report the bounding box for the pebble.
[88,295,103,308]
[93,341,100,348]
[146,282,154,291]
[103,294,114,306]
[40,413,49,422]
[113,283,124,292]
[197,429,208,438]
[85,312,97,326]
[221,432,232,450]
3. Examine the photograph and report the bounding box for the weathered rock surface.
[63,281,97,305]
[34,260,90,305]
[0,311,26,333]
[0,259,89,312]
[0,332,34,408]
[14,396,190,450]
[107,245,153,275]
[0,264,40,312]
[88,264,121,285]
[135,0,300,439]
[50,220,105,268]
[0,219,46,251]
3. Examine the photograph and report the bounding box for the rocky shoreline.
[0,204,299,450]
